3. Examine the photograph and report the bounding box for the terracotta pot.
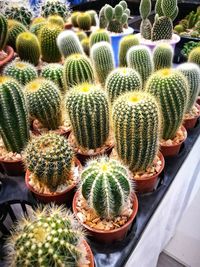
[73,191,138,243]
[82,240,95,267]
[0,159,24,176]
[197,97,200,106]
[65,22,73,29]
[133,152,165,194]
[183,104,200,130]
[0,46,14,72]
[25,158,81,204]
[160,126,187,157]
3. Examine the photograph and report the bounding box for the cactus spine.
[153,43,173,71]
[5,6,33,27]
[0,14,8,51]
[66,83,110,150]
[7,20,27,51]
[188,47,200,67]
[119,35,139,67]
[41,0,71,20]
[0,77,30,153]
[77,12,92,31]
[89,29,110,47]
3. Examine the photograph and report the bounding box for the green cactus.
[112,91,161,171]
[57,30,84,58]
[0,77,30,153]
[77,12,92,31]
[140,18,152,40]
[7,20,27,51]
[0,14,8,51]
[40,24,62,63]
[127,45,153,86]
[105,67,142,103]
[161,0,177,18]
[89,29,110,47]
[99,6,108,29]
[174,24,184,34]
[86,10,98,26]
[151,16,173,41]
[41,0,71,20]
[16,32,41,66]
[63,54,94,89]
[188,47,200,67]
[76,31,87,41]
[32,17,46,25]
[81,157,132,219]
[81,37,90,56]
[66,83,110,150]
[3,61,38,86]
[91,41,115,85]
[195,21,200,33]
[155,0,164,16]
[170,6,179,21]
[24,78,62,130]
[41,63,65,93]
[140,0,151,20]
[71,11,81,27]
[119,34,139,67]
[30,21,47,37]
[5,6,33,26]
[119,1,128,10]
[177,63,200,113]
[47,15,65,28]
[153,43,173,71]
[146,68,188,140]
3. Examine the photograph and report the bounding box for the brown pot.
[73,191,138,243]
[183,104,200,130]
[82,240,95,267]
[160,126,187,157]
[197,96,200,106]
[133,152,165,194]
[65,22,73,29]
[0,159,24,176]
[0,46,14,72]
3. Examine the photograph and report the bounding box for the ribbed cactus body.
[81,157,132,219]
[140,18,152,40]
[66,83,110,150]
[76,31,87,41]
[41,0,71,20]
[151,16,173,41]
[188,47,200,67]
[0,14,8,51]
[119,35,139,67]
[0,77,30,153]
[146,69,188,139]
[7,20,27,50]
[16,32,40,66]
[5,6,32,26]
[89,29,110,47]
[91,42,115,85]
[25,78,62,130]
[30,22,46,37]
[81,38,90,56]
[71,12,81,27]
[47,15,64,28]
[77,13,91,31]
[106,68,142,103]
[153,43,173,71]
[140,0,151,20]
[86,10,98,26]
[63,54,94,89]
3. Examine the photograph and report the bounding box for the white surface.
[125,135,200,267]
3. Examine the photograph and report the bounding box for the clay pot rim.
[160,125,187,149]
[185,103,200,121]
[73,191,138,235]
[82,239,94,267]
[0,46,14,67]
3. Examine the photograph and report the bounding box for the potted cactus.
[5,205,94,267]
[73,156,138,243]
[24,133,81,204]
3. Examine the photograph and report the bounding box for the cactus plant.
[16,32,41,66]
[91,41,115,85]
[63,54,94,89]
[89,29,110,47]
[41,0,71,20]
[66,83,110,150]
[140,0,151,20]
[71,11,81,27]
[5,6,33,26]
[153,43,173,71]
[81,37,90,56]
[106,68,142,103]
[81,157,132,219]
[140,18,152,40]
[30,21,47,37]
[139,0,152,39]
[146,69,188,140]
[127,45,153,86]
[119,34,139,67]
[155,0,164,17]
[0,14,8,51]
[47,14,65,28]
[177,63,200,113]
[188,47,200,67]
[86,10,98,26]
[32,17,46,25]
[77,12,92,31]
[0,77,30,153]
[99,6,108,29]
[24,78,62,130]
[3,61,38,86]
[7,20,27,51]
[57,30,84,58]
[76,31,87,41]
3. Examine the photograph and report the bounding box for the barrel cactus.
[112,91,161,171]
[153,43,173,71]
[89,29,110,47]
[76,31,87,41]
[0,77,30,153]
[81,38,90,56]
[146,69,188,140]
[30,21,47,37]
[188,47,200,67]
[77,12,92,31]
[47,15,65,28]
[5,6,33,26]
[119,35,139,67]
[0,14,8,51]
[86,10,98,26]
[16,32,41,66]
[105,68,142,103]
[7,20,27,51]
[24,78,62,130]
[81,157,132,219]
[66,83,110,150]
[71,11,81,27]
[139,0,152,40]
[41,0,71,20]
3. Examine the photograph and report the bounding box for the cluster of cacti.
[0,14,8,51]
[66,83,110,150]
[146,69,188,140]
[57,30,84,58]
[71,11,81,27]
[89,29,110,47]
[6,205,85,267]
[188,47,200,67]
[4,6,33,26]
[139,0,152,40]
[41,0,71,20]
[127,45,153,86]
[77,12,92,31]
[81,37,90,56]
[113,91,161,171]
[3,61,38,85]
[81,157,132,219]
[47,14,65,28]
[86,10,98,26]
[24,78,62,130]
[16,32,41,66]
[7,20,27,51]
[0,77,30,153]
[106,68,142,103]
[119,34,139,67]
[91,42,115,85]
[153,43,173,71]
[76,31,87,41]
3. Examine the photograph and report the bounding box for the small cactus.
[139,0,151,20]
[89,29,110,47]
[71,11,81,27]
[86,10,98,26]
[7,20,27,51]
[77,12,92,31]
[81,157,132,219]
[0,14,8,51]
[151,16,173,41]
[99,6,108,29]
[30,21,47,37]
[41,0,71,20]
[161,0,177,18]
[32,17,46,25]
[76,31,87,41]
[47,14,65,28]
[188,47,200,67]
[81,37,90,56]
[5,6,33,26]
[153,43,173,71]
[155,0,164,17]
[140,18,152,40]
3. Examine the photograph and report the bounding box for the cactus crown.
[153,43,173,71]
[81,156,133,219]
[41,0,71,20]
[47,14,65,28]
[89,29,110,47]
[0,13,8,51]
[77,12,92,31]
[5,5,33,26]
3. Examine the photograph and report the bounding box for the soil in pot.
[183,104,200,130]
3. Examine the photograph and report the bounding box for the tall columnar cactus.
[0,14,8,51]
[16,32,41,66]
[77,12,92,31]
[7,20,27,51]
[127,45,153,86]
[81,157,132,219]
[119,35,139,67]
[57,30,84,58]
[63,54,94,89]
[71,11,81,27]
[0,77,30,153]
[86,10,98,26]
[5,6,33,26]
[105,68,142,103]
[30,22,47,37]
[41,0,71,20]
[146,69,188,140]
[188,47,200,67]
[40,24,62,63]
[91,41,115,85]
[24,133,73,190]
[47,14,65,28]
[139,0,152,40]
[81,37,90,56]
[66,83,110,150]
[3,61,38,86]
[177,63,200,113]
[112,91,161,171]
[153,43,173,71]
[24,78,62,130]
[76,31,87,41]
[89,29,110,47]
[41,63,65,93]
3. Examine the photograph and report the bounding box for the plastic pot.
[83,240,95,267]
[0,159,24,176]
[183,104,200,130]
[0,46,14,72]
